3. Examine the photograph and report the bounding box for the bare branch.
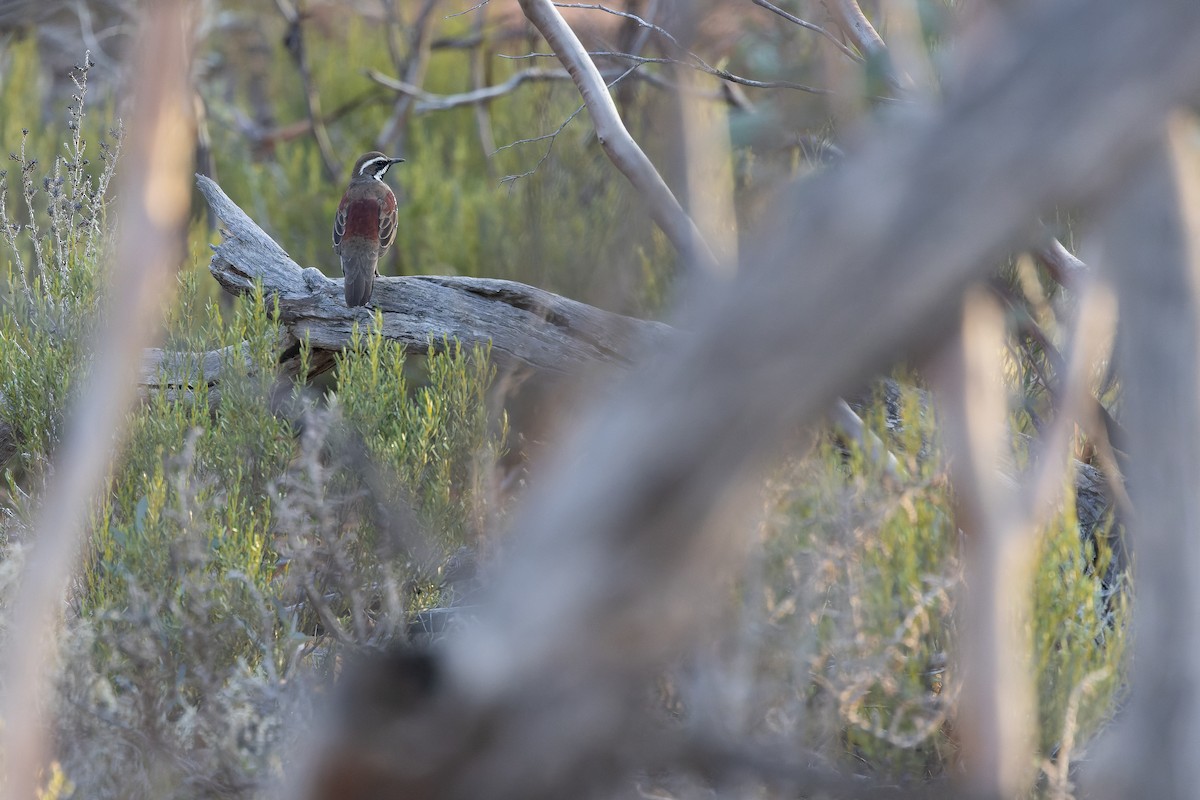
[932,291,1037,797]
[518,0,720,274]
[821,0,888,61]
[277,0,340,180]
[828,398,906,479]
[1035,236,1088,289]
[367,66,580,112]
[467,7,497,166]
[934,277,1115,796]
[375,0,440,151]
[819,0,908,94]
[501,49,830,95]
[750,0,863,63]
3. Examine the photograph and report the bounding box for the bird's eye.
[360,157,388,177]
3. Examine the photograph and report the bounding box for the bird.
[333,151,405,307]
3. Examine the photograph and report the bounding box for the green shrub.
[0,58,509,794]
[334,317,507,549]
[758,384,1127,781]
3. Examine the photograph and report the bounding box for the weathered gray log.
[197,174,671,377]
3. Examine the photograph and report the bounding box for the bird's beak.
[390,157,406,164]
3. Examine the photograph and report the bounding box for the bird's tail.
[342,254,376,307]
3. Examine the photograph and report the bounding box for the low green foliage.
[0,60,509,793]
[760,384,1126,781]
[1030,492,1126,757]
[85,280,294,614]
[335,317,507,549]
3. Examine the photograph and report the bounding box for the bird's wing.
[333,195,349,250]
[378,190,399,251]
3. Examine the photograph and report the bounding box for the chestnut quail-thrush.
[333,151,404,307]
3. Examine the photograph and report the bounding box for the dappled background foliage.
[0,3,1127,797]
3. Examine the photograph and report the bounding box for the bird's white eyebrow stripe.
[359,156,391,176]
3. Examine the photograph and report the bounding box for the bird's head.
[351,151,405,182]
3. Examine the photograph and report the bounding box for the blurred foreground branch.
[1088,117,1200,800]
[0,4,194,797]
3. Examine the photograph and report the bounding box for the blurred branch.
[1087,116,1200,800]
[380,0,407,81]
[935,277,1116,795]
[821,0,1093,312]
[820,0,909,93]
[821,0,888,61]
[1035,236,1088,289]
[228,89,387,152]
[517,0,720,274]
[996,281,1129,510]
[829,397,906,479]
[376,0,440,151]
[467,8,498,167]
[0,3,194,797]
[933,290,1037,797]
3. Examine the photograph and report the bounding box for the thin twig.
[446,0,489,18]
[750,0,863,63]
[496,87,607,188]
[515,49,832,94]
[368,67,578,111]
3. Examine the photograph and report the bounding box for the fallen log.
[0,178,675,467]
[196,175,672,379]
